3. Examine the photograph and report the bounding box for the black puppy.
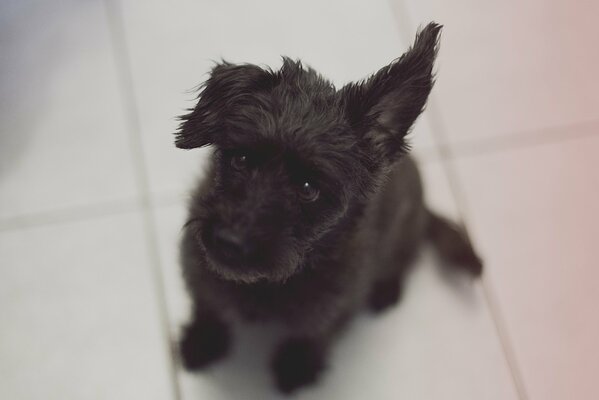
[175,22,482,394]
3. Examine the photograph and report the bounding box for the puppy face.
[177,23,441,283]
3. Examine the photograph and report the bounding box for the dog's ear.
[340,23,441,161]
[175,61,270,149]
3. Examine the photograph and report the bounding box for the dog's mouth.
[200,231,303,284]
[185,216,306,284]
[198,228,269,283]
[203,249,289,284]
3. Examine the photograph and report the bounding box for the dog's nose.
[211,227,251,262]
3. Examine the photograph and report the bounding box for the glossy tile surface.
[454,133,599,400]
[391,0,599,144]
[0,212,172,399]
[0,0,138,220]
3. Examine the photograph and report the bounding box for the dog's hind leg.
[367,244,421,313]
[366,193,429,313]
[364,158,430,313]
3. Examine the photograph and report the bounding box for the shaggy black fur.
[175,22,482,394]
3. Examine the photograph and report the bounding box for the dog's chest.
[225,258,367,327]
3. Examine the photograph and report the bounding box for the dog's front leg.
[179,309,231,370]
[271,334,329,394]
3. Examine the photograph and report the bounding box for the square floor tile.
[0,212,173,399]
[118,0,438,199]
[453,133,599,399]
[0,0,138,219]
[390,0,599,144]
[153,156,517,399]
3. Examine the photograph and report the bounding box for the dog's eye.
[231,154,248,170]
[298,181,320,202]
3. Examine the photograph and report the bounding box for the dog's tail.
[426,210,483,277]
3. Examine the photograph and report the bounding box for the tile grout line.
[0,198,139,232]
[426,97,530,400]
[439,117,599,160]
[387,1,530,399]
[0,194,186,233]
[102,1,182,399]
[0,195,186,233]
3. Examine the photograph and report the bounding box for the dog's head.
[177,23,441,283]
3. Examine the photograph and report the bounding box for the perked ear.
[175,61,269,149]
[340,22,442,161]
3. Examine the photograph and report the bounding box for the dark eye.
[298,181,319,202]
[231,154,248,170]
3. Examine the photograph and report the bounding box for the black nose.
[210,227,252,263]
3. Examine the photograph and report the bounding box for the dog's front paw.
[272,338,326,394]
[179,314,230,370]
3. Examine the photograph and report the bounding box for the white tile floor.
[1,0,597,399]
